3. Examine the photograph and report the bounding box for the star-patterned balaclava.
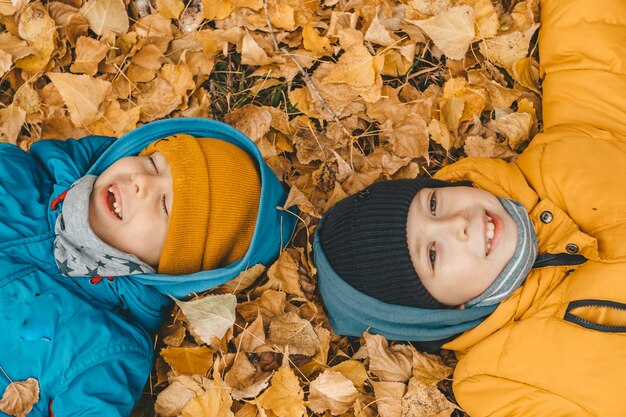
[54,175,155,277]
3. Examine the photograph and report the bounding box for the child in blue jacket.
[0,118,295,416]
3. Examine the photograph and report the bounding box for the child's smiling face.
[406,186,519,307]
[88,151,173,268]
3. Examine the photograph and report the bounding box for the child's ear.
[458,304,466,310]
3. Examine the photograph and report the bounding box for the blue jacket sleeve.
[27,135,116,185]
[50,353,152,417]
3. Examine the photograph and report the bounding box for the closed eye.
[148,156,159,174]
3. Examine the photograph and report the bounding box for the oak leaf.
[309,370,358,415]
[47,73,111,127]
[407,6,475,60]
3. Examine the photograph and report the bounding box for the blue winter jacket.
[0,118,295,416]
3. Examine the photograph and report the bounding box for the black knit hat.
[319,178,463,309]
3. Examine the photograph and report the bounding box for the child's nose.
[131,173,155,197]
[444,212,470,241]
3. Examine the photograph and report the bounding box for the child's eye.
[429,191,437,215]
[148,156,159,174]
[428,244,437,267]
[160,195,169,217]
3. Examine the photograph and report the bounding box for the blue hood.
[47,118,296,331]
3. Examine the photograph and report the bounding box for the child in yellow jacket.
[314,0,626,415]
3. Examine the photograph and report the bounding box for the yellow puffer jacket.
[434,0,626,415]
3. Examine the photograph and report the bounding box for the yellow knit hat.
[139,134,261,275]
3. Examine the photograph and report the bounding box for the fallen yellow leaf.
[47,72,111,127]
[256,366,306,417]
[161,346,215,376]
[0,378,39,417]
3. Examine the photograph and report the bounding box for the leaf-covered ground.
[1,0,541,415]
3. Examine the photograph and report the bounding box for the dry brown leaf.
[408,0,451,16]
[407,6,474,60]
[268,311,320,357]
[330,360,369,389]
[13,83,41,116]
[241,33,285,66]
[464,134,517,160]
[156,0,184,19]
[161,322,186,347]
[303,22,332,52]
[128,44,167,83]
[80,0,129,35]
[0,33,34,61]
[220,264,266,294]
[224,353,256,390]
[160,62,195,98]
[479,23,540,72]
[401,378,456,417]
[283,185,320,218]
[70,36,108,76]
[0,50,12,78]
[181,376,234,417]
[372,381,406,417]
[136,76,183,122]
[512,57,541,93]
[89,100,140,137]
[47,73,111,127]
[238,290,287,324]
[428,118,453,151]
[267,249,305,296]
[173,294,237,345]
[235,312,266,352]
[411,351,453,387]
[0,105,26,144]
[15,3,57,72]
[234,403,258,417]
[202,0,234,20]
[0,378,39,417]
[457,0,498,40]
[224,104,272,142]
[323,43,383,90]
[154,376,202,417]
[256,366,306,417]
[161,346,215,376]
[364,13,397,46]
[309,370,358,415]
[487,111,533,149]
[364,333,413,383]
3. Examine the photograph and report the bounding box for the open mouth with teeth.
[486,214,495,255]
[107,187,122,220]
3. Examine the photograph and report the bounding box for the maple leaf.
[0,378,40,417]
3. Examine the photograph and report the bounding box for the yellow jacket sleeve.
[539,0,626,138]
